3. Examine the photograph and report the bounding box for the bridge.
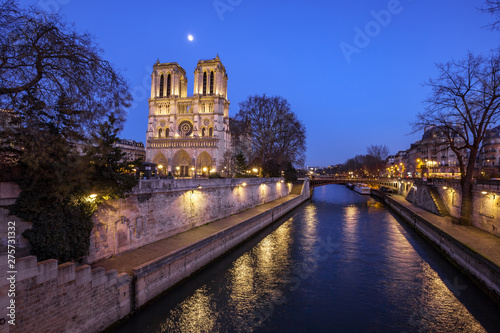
[308,177,403,190]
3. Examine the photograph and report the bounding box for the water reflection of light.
[301,204,319,249]
[157,287,218,333]
[382,215,417,276]
[342,206,359,258]
[228,218,294,326]
[413,262,485,332]
[230,254,256,307]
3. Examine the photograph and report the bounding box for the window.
[210,71,214,95]
[178,121,193,136]
[167,74,171,97]
[202,128,206,137]
[203,72,207,96]
[165,128,169,137]
[158,128,162,138]
[209,127,213,137]
[159,74,164,97]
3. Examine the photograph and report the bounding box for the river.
[108,185,500,333]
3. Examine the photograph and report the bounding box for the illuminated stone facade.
[146,56,230,177]
[478,125,500,176]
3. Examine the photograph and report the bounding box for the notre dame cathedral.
[145,55,231,177]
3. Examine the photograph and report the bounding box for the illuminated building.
[145,55,231,177]
[113,139,145,163]
[478,125,500,176]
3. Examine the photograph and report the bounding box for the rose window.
[178,121,193,136]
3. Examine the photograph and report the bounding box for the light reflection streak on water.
[156,287,217,333]
[156,217,295,332]
[342,205,359,262]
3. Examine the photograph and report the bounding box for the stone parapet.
[0,255,131,333]
[87,178,291,264]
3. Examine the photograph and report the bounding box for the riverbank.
[383,193,500,304]
[0,181,309,333]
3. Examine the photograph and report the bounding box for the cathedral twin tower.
[146,55,231,177]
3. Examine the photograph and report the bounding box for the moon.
[188,34,194,42]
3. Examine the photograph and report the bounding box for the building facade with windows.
[145,56,231,177]
[478,125,500,176]
[113,139,145,163]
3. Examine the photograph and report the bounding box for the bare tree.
[413,52,500,225]
[0,0,131,134]
[233,94,306,177]
[481,0,500,30]
[367,144,389,160]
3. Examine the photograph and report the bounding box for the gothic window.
[165,128,169,137]
[209,127,213,137]
[178,121,193,136]
[210,71,214,95]
[159,74,164,97]
[202,128,206,137]
[203,72,207,96]
[158,128,162,138]
[167,73,171,97]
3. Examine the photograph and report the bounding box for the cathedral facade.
[145,56,231,177]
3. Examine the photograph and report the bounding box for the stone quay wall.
[88,178,292,264]
[0,255,131,333]
[131,179,310,308]
[384,196,500,303]
[405,180,500,237]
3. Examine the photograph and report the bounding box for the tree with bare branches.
[0,1,134,261]
[232,95,306,177]
[413,51,500,225]
[481,0,500,30]
[0,0,131,135]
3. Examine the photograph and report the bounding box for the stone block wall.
[132,179,310,308]
[88,178,291,264]
[0,255,131,333]
[406,184,441,216]
[404,180,500,237]
[435,184,500,237]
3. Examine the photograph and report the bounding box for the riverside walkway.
[91,194,301,275]
[389,194,500,268]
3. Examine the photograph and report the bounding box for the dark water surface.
[109,185,500,333]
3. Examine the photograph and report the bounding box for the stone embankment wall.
[132,178,311,308]
[0,255,131,333]
[405,181,500,237]
[384,196,500,303]
[88,178,292,264]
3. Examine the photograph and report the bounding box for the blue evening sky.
[19,0,499,166]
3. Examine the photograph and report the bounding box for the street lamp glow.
[89,194,98,199]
